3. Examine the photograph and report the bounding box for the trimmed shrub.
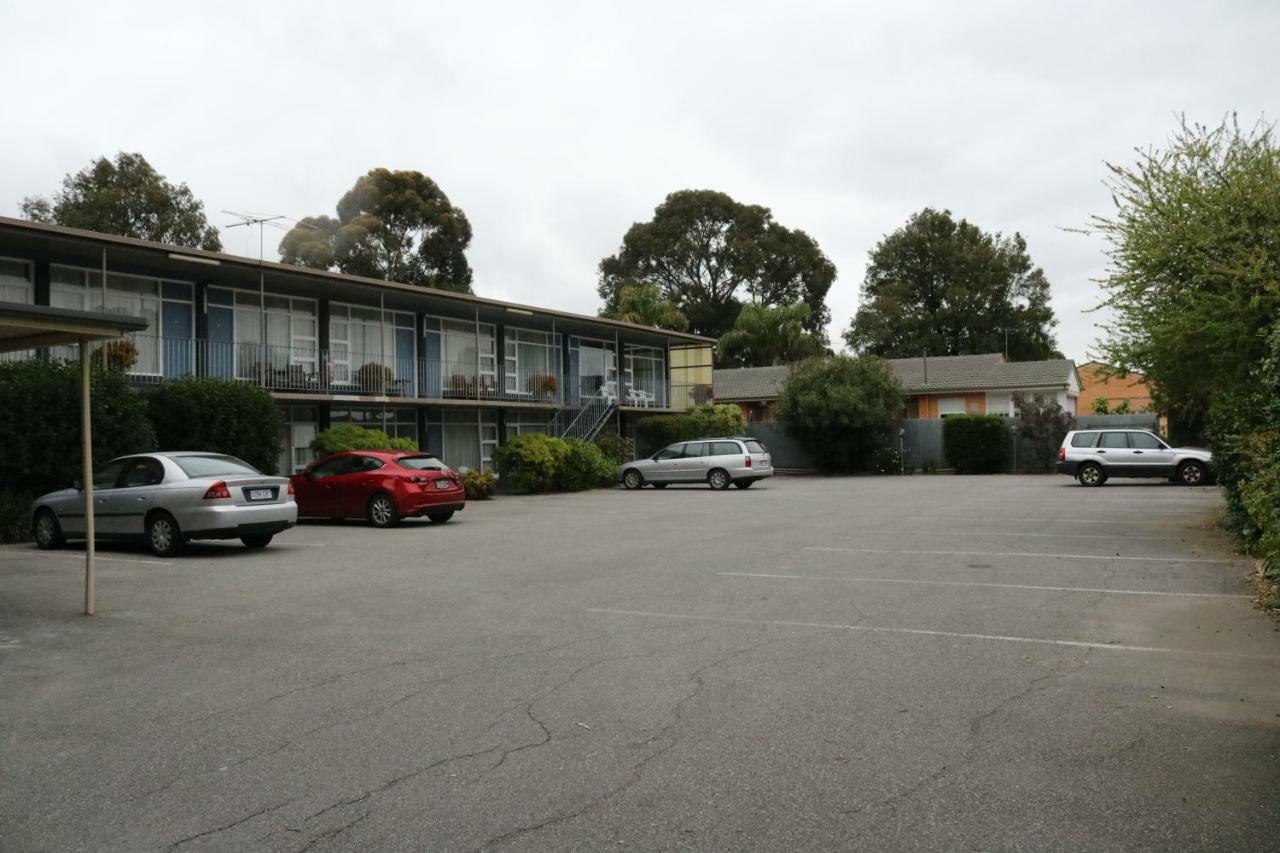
[593,432,634,463]
[778,355,904,472]
[492,433,569,493]
[635,404,747,455]
[942,414,1007,474]
[557,439,616,491]
[311,424,418,456]
[148,378,283,474]
[0,490,36,545]
[460,468,497,500]
[1013,394,1075,472]
[0,359,155,497]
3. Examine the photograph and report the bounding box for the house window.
[985,392,1012,417]
[51,265,193,376]
[330,406,419,446]
[937,397,966,418]
[507,411,552,437]
[0,257,33,304]
[439,318,497,395]
[623,345,665,407]
[504,328,560,399]
[569,336,618,403]
[278,406,318,475]
[428,408,498,472]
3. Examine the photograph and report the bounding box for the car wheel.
[651,483,668,489]
[367,493,399,528]
[707,469,731,490]
[622,469,644,490]
[733,480,754,489]
[33,510,64,550]
[1077,463,1105,487]
[1177,460,1207,486]
[427,511,454,523]
[146,511,183,557]
[241,533,273,549]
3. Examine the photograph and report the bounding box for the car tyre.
[707,468,731,490]
[146,511,184,557]
[1177,460,1207,486]
[367,493,400,528]
[33,509,64,550]
[427,511,454,523]
[241,533,273,549]
[1077,463,1106,487]
[622,469,644,490]
[733,480,754,489]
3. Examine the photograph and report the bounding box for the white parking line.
[804,547,1237,565]
[716,572,1252,599]
[586,608,1273,659]
[0,553,174,567]
[907,516,1180,526]
[846,529,1169,542]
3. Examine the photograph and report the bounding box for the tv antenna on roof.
[222,211,288,262]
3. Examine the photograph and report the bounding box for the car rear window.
[1070,433,1098,448]
[744,440,767,454]
[173,455,261,478]
[397,455,448,471]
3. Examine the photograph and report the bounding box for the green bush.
[777,355,904,472]
[557,439,616,491]
[311,424,418,457]
[460,468,496,500]
[635,404,746,455]
[593,432,633,463]
[943,414,1008,474]
[0,359,155,498]
[147,378,282,474]
[0,490,36,545]
[492,433,569,493]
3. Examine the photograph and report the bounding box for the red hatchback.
[290,451,466,528]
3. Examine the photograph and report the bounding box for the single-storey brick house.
[713,353,1080,422]
[1075,361,1154,415]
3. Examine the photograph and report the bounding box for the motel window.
[0,257,33,304]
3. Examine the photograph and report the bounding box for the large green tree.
[598,189,836,339]
[1093,117,1280,439]
[844,208,1059,361]
[600,282,688,330]
[21,152,222,250]
[717,302,825,367]
[280,168,473,293]
[779,356,904,472]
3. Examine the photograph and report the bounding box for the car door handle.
[1133,450,1143,454]
[1096,450,1107,454]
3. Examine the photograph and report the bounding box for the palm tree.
[602,283,689,331]
[718,303,824,367]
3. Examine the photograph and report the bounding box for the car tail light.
[287,480,295,495]
[1059,447,1066,462]
[409,476,430,485]
[203,481,231,500]
[744,456,752,468]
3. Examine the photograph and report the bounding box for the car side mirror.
[73,479,83,491]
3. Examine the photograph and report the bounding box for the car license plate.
[248,488,273,501]
[435,479,453,490]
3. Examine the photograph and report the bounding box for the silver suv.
[1057,429,1213,487]
[619,437,773,490]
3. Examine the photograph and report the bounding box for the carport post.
[80,335,95,616]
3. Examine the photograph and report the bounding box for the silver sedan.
[31,452,297,557]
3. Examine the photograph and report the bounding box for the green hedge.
[635,404,746,455]
[777,355,904,472]
[0,359,156,544]
[492,433,615,493]
[942,414,1007,474]
[148,378,283,474]
[460,468,496,500]
[310,424,418,457]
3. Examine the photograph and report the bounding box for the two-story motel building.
[0,217,715,474]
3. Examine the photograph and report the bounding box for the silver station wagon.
[619,437,773,490]
[31,452,297,557]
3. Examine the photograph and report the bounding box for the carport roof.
[713,365,791,402]
[0,301,149,352]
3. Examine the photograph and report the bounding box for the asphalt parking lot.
[2,475,1278,852]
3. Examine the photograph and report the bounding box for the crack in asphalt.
[162,801,289,852]
[469,634,785,852]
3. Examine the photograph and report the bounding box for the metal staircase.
[554,394,617,442]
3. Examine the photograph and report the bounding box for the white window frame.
[937,397,967,418]
[0,256,34,304]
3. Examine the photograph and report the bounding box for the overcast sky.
[3,1,1277,360]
